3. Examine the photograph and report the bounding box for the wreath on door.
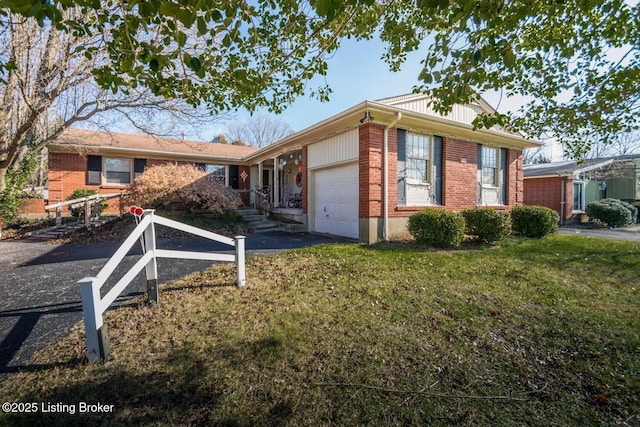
[295,172,303,188]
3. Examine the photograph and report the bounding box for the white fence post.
[78,277,110,362]
[55,197,62,227]
[235,235,246,286]
[143,210,159,303]
[84,202,90,228]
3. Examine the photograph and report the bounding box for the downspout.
[383,112,402,241]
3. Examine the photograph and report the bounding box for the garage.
[313,163,359,239]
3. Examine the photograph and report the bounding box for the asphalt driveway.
[0,231,354,376]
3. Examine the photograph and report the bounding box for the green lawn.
[1,235,638,426]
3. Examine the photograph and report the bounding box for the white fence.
[44,193,125,227]
[78,209,246,362]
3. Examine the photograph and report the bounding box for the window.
[104,158,132,185]
[206,164,226,184]
[573,181,585,211]
[406,133,431,182]
[482,147,498,186]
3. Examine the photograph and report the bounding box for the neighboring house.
[46,93,539,243]
[523,155,640,224]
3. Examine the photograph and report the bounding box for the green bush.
[66,188,107,218]
[462,207,512,244]
[511,205,559,238]
[585,198,635,228]
[407,209,465,248]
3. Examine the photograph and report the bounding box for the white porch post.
[273,155,279,208]
[258,161,263,188]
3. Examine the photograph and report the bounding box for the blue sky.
[198,36,566,158]
[202,36,428,137]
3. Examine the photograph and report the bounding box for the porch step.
[236,208,281,233]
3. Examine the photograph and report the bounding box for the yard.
[0,235,638,426]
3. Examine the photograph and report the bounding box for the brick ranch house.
[46,93,539,243]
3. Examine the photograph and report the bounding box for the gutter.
[383,112,402,241]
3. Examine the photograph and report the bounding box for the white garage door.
[314,164,359,239]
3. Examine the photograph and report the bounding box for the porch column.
[273,155,279,208]
[258,161,263,188]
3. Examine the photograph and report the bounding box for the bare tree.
[225,114,294,148]
[607,131,640,157]
[523,144,552,165]
[0,9,216,197]
[578,132,640,160]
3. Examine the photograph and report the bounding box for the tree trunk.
[0,167,7,195]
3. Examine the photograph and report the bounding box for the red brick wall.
[238,165,251,206]
[442,137,479,211]
[358,132,525,220]
[48,152,102,203]
[510,150,524,206]
[18,198,46,214]
[523,176,572,222]
[359,123,384,218]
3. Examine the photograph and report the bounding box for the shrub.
[66,188,107,218]
[511,205,559,238]
[585,198,636,228]
[407,209,465,248]
[462,207,512,244]
[128,163,242,215]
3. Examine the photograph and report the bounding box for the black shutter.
[134,158,147,179]
[396,129,406,205]
[433,136,443,205]
[229,165,239,189]
[87,155,102,185]
[477,144,483,205]
[500,148,508,205]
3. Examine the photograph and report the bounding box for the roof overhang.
[573,159,617,177]
[523,173,574,179]
[245,100,540,164]
[48,143,248,164]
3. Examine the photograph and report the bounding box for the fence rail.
[44,193,126,227]
[78,209,246,362]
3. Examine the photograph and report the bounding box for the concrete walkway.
[558,224,640,242]
[0,231,354,376]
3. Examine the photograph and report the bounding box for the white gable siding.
[383,96,485,127]
[307,129,359,169]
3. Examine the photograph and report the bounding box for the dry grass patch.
[0,235,638,426]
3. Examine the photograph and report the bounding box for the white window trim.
[205,164,229,186]
[572,180,586,213]
[102,157,133,186]
[401,132,436,206]
[481,146,499,189]
[406,133,432,184]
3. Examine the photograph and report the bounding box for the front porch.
[250,148,304,212]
